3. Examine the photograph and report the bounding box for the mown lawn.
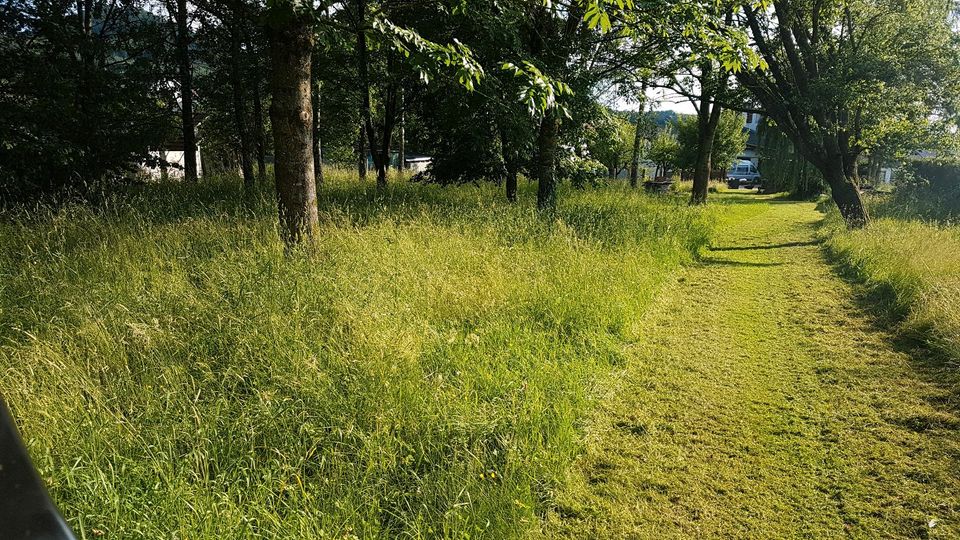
[0,177,760,538]
[545,197,960,538]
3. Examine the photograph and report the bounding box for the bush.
[558,156,607,188]
[877,160,960,221]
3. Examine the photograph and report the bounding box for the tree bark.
[690,108,721,205]
[355,0,387,188]
[175,0,198,182]
[691,67,724,206]
[629,115,643,188]
[356,125,366,180]
[506,164,518,202]
[499,123,519,202]
[397,87,405,173]
[535,113,559,211]
[229,7,255,192]
[312,78,323,185]
[629,85,647,189]
[252,77,267,179]
[267,6,319,245]
[823,166,869,228]
[244,19,266,179]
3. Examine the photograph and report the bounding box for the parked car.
[727,160,761,189]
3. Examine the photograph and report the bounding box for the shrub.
[558,156,607,188]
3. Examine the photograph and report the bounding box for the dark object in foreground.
[644,180,674,193]
[0,399,76,540]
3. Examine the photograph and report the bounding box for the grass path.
[544,196,960,539]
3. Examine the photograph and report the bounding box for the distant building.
[366,152,432,173]
[143,139,202,180]
[740,112,762,166]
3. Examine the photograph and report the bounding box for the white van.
[727,160,761,189]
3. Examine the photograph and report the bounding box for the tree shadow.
[698,258,785,268]
[822,247,960,418]
[710,240,820,252]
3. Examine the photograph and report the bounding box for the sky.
[605,84,697,115]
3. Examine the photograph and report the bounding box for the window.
[745,112,754,124]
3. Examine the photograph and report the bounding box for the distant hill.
[612,108,687,127]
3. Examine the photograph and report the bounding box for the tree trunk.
[252,78,267,179]
[312,78,323,185]
[690,99,723,205]
[823,166,869,228]
[356,0,385,188]
[267,6,319,245]
[397,88,405,173]
[690,127,716,205]
[175,0,198,182]
[629,118,643,188]
[499,123,519,202]
[368,83,396,190]
[535,113,559,211]
[629,88,646,189]
[229,9,255,192]
[356,125,366,180]
[506,164,518,202]
[244,20,266,180]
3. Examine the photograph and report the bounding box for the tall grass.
[823,198,960,362]
[0,176,719,538]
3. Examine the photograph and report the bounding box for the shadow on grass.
[699,258,785,268]
[821,245,960,419]
[710,240,820,252]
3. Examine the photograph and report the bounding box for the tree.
[169,0,199,183]
[584,108,635,178]
[675,110,747,175]
[229,0,256,192]
[733,0,960,227]
[0,0,172,199]
[757,121,824,198]
[628,85,650,188]
[689,60,728,204]
[649,129,680,179]
[266,0,319,245]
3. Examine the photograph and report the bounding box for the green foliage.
[0,175,719,538]
[674,111,747,172]
[736,0,960,171]
[756,122,824,198]
[375,18,484,90]
[583,109,635,176]
[872,159,960,220]
[648,129,680,177]
[501,61,574,117]
[558,155,608,187]
[0,0,174,199]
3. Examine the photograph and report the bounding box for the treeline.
[2,0,959,239]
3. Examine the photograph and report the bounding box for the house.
[739,112,762,166]
[143,139,202,180]
[365,152,432,173]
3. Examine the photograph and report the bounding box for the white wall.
[144,149,203,179]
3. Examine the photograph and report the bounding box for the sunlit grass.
[825,214,960,361]
[0,175,726,538]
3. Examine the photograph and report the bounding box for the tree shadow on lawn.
[710,240,820,252]
[821,245,960,429]
[698,258,785,268]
